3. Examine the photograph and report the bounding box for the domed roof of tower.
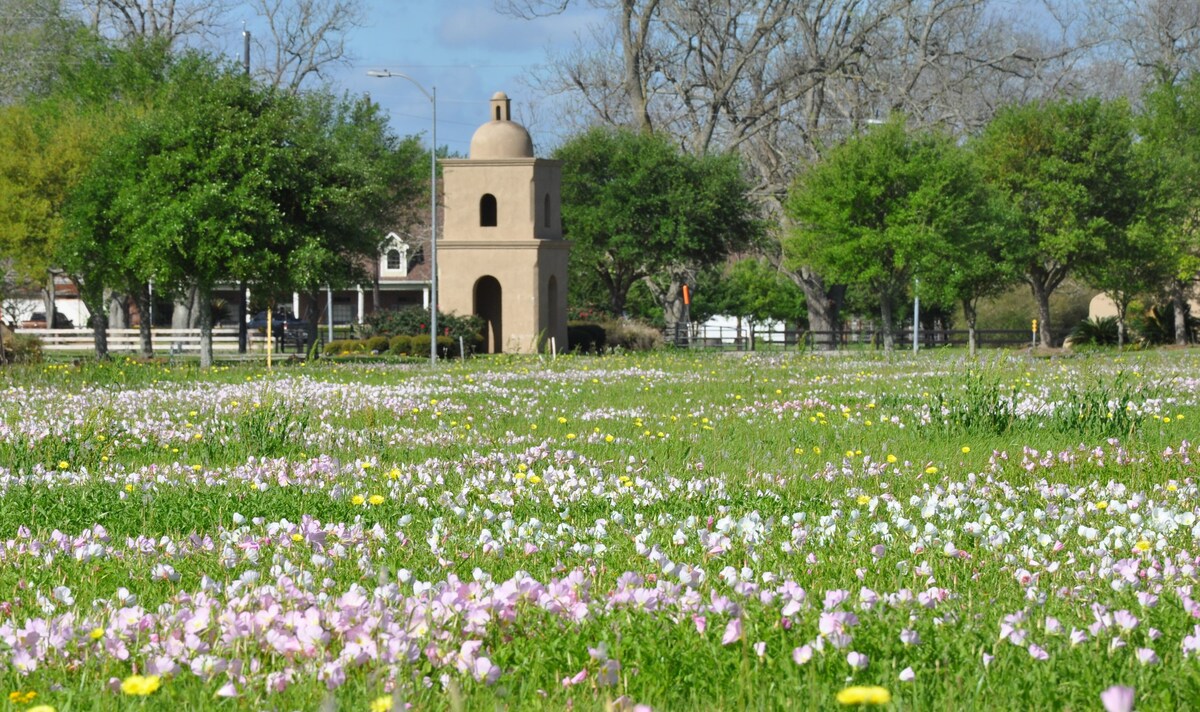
[469,91,534,159]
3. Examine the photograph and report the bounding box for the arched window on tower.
[480,194,498,227]
[386,249,401,270]
[495,106,502,121]
[543,193,551,229]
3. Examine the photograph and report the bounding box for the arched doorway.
[474,276,503,353]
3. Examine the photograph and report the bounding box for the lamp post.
[368,69,437,366]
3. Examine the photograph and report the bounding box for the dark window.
[543,193,551,228]
[480,194,497,227]
[386,249,401,270]
[495,106,502,121]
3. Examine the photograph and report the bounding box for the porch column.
[422,287,429,310]
[292,292,300,317]
[356,286,364,324]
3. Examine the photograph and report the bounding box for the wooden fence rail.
[667,325,1034,350]
[13,328,269,353]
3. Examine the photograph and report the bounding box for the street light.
[368,69,438,366]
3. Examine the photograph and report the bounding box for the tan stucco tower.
[438,92,569,354]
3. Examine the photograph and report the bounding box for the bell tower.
[438,92,570,354]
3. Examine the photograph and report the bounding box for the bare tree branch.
[251,0,364,92]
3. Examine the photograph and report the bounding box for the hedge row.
[567,320,662,353]
[323,334,470,358]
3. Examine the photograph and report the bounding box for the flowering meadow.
[1,350,1199,710]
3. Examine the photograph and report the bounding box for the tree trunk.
[962,298,978,358]
[1029,279,1053,348]
[43,271,56,328]
[305,289,322,357]
[604,273,631,317]
[1171,280,1189,345]
[237,281,248,354]
[791,267,844,351]
[372,261,382,318]
[90,304,108,360]
[172,284,199,329]
[621,0,657,133]
[644,270,688,345]
[198,282,214,368]
[108,290,130,329]
[879,294,895,351]
[1115,299,1127,349]
[134,283,153,357]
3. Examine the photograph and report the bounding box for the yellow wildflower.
[120,675,161,696]
[57,461,69,470]
[925,466,938,475]
[528,475,542,484]
[351,495,365,506]
[368,495,385,506]
[961,446,971,454]
[836,686,891,706]
[90,627,105,640]
[886,454,897,464]
[856,495,870,505]
[370,696,394,712]
[27,705,56,712]
[1134,540,1152,553]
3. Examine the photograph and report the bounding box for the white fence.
[13,328,269,354]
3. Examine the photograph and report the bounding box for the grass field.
[1,349,1198,710]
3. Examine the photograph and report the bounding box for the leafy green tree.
[278,91,427,354]
[974,98,1141,347]
[723,257,806,328]
[1137,77,1200,345]
[784,118,995,351]
[555,127,761,331]
[0,103,109,337]
[67,53,298,365]
[67,51,424,363]
[919,185,1017,357]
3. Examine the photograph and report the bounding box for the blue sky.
[308,0,602,157]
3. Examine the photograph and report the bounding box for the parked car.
[19,310,73,329]
[248,310,306,332]
[248,310,308,349]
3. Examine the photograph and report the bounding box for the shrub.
[364,307,485,346]
[601,319,663,351]
[365,335,390,353]
[389,335,413,356]
[1132,304,1200,345]
[364,306,429,338]
[411,334,432,355]
[568,322,607,353]
[323,340,344,355]
[1070,317,1119,346]
[436,335,454,358]
[440,313,486,345]
[12,334,42,364]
